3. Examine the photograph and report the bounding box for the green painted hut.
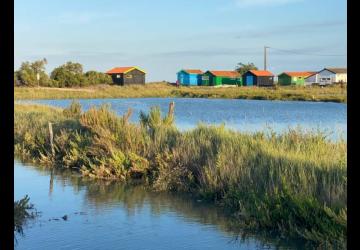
[201,71,242,86]
[277,71,316,86]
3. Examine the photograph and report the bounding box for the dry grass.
[14,82,347,103]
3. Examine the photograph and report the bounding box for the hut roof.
[248,70,274,76]
[182,69,204,74]
[281,71,316,77]
[106,67,146,74]
[324,68,347,74]
[208,71,240,77]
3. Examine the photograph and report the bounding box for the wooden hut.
[278,71,316,86]
[106,67,146,85]
[304,72,319,86]
[242,70,274,87]
[305,68,347,85]
[316,68,347,85]
[201,71,242,86]
[177,69,203,86]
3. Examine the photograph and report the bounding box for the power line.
[268,47,346,57]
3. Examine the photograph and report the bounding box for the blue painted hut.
[242,70,274,87]
[177,69,203,86]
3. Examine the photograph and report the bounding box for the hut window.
[116,74,121,78]
[202,76,209,80]
[126,74,133,79]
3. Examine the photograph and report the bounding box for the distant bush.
[84,71,112,85]
[235,62,258,75]
[14,72,20,86]
[50,61,87,87]
[15,58,51,86]
[15,59,115,88]
[49,62,113,87]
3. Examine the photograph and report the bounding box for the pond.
[19,98,347,141]
[15,160,305,250]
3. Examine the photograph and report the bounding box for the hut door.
[178,74,185,84]
[246,75,254,86]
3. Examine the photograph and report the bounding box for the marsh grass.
[14,195,37,237]
[14,102,347,248]
[14,83,346,103]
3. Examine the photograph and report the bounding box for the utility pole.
[264,46,269,71]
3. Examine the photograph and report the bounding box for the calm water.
[15,160,305,250]
[19,98,347,140]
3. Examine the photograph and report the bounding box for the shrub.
[63,100,82,118]
[16,59,51,86]
[85,71,113,85]
[50,61,87,87]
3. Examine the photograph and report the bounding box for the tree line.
[14,59,258,87]
[14,59,113,87]
[235,62,258,75]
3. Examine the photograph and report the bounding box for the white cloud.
[235,0,303,7]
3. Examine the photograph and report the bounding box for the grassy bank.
[14,82,347,103]
[14,102,347,248]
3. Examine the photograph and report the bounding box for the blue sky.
[15,0,347,82]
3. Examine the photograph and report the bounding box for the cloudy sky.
[15,0,347,82]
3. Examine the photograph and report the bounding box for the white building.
[305,68,347,85]
[304,73,318,85]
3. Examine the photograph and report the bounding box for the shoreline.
[14,83,347,103]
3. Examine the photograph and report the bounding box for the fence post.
[48,122,55,156]
[123,108,133,125]
[168,101,175,119]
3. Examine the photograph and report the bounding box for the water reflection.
[49,169,54,197]
[39,165,306,249]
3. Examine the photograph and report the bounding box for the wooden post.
[168,101,175,118]
[123,108,133,125]
[48,122,55,156]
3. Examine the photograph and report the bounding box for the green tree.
[85,70,113,85]
[15,58,50,86]
[50,61,86,87]
[14,72,20,86]
[235,62,258,75]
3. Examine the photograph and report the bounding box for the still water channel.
[19,98,347,140]
[15,160,306,250]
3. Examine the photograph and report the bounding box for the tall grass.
[14,102,347,248]
[14,195,37,236]
[14,83,347,103]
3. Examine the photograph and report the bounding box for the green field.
[14,82,347,103]
[15,102,347,248]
